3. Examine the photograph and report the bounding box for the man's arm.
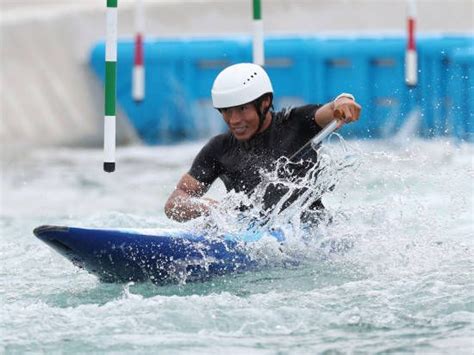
[314,94,362,128]
[165,173,218,222]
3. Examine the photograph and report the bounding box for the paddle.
[244,119,341,227]
[289,119,339,162]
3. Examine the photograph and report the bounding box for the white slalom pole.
[132,0,145,102]
[405,0,418,86]
[104,0,117,173]
[252,0,264,66]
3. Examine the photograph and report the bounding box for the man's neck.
[257,111,273,134]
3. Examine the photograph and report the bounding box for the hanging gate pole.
[104,0,118,172]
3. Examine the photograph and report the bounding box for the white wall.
[1,0,472,151]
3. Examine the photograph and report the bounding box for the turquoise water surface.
[1,139,473,353]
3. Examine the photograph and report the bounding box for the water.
[1,139,473,353]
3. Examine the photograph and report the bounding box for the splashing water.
[1,138,473,352]
[191,133,362,269]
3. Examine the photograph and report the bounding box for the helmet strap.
[253,94,273,137]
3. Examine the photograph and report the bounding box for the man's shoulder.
[273,107,292,122]
[274,104,321,124]
[207,131,233,145]
[202,131,236,154]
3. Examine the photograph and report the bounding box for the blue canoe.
[33,225,285,284]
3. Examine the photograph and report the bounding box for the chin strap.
[252,94,273,138]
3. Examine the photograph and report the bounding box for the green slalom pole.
[252,0,264,66]
[104,0,117,173]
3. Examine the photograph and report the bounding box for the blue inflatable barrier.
[309,37,409,138]
[89,35,473,144]
[447,47,474,141]
[417,37,471,139]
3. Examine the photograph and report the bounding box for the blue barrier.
[417,37,473,139]
[447,46,474,141]
[89,35,474,144]
[309,37,408,138]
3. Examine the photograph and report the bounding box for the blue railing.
[89,35,474,144]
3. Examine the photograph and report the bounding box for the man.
[165,63,361,222]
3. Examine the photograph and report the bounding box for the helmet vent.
[244,73,258,84]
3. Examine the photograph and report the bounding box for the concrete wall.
[1,0,472,150]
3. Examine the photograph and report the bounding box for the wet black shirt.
[188,104,323,210]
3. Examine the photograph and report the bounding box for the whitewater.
[1,137,472,353]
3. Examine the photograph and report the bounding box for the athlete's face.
[220,103,260,141]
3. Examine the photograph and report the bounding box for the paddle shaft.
[247,120,340,214]
[289,120,339,162]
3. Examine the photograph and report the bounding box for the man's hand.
[333,97,362,127]
[314,95,362,129]
[165,174,218,222]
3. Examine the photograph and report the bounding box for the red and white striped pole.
[132,0,145,102]
[405,0,417,86]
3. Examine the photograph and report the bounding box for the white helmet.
[211,63,273,109]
